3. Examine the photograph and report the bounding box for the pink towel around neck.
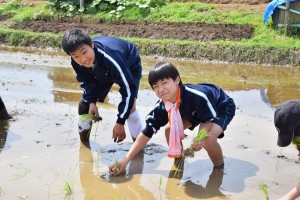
[164,87,184,158]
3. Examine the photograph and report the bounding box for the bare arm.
[109,133,150,176]
[279,184,300,200]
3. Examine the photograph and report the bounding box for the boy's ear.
[91,41,94,48]
[175,76,181,84]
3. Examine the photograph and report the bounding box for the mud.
[0,49,300,199]
[10,20,254,42]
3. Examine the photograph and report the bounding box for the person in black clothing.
[61,28,143,143]
[109,62,236,176]
[0,96,11,120]
[0,96,11,154]
[274,100,300,200]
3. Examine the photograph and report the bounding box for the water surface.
[0,50,299,200]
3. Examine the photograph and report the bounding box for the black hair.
[148,62,180,88]
[61,28,93,55]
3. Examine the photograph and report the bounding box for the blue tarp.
[263,0,296,23]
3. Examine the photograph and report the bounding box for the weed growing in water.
[259,182,269,200]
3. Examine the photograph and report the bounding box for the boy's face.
[152,77,180,103]
[70,43,95,68]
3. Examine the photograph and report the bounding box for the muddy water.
[0,48,300,200]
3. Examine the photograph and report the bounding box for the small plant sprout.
[182,129,208,158]
[114,159,119,175]
[64,180,74,195]
[159,176,163,189]
[259,182,269,200]
[298,176,300,184]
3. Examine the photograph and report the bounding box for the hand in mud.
[112,123,126,143]
[108,159,127,176]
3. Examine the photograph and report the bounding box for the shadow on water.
[164,157,258,199]
[78,138,258,199]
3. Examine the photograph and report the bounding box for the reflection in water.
[1,54,298,199]
[79,142,156,199]
[47,57,300,108]
[163,157,258,199]
[0,120,10,154]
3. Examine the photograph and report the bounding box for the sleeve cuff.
[141,126,155,138]
[116,117,126,125]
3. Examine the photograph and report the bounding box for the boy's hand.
[108,159,128,176]
[113,123,126,143]
[192,138,205,152]
[88,103,100,118]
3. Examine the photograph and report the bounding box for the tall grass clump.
[12,3,52,23]
[0,0,22,15]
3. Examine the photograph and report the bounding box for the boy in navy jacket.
[109,62,236,176]
[61,28,143,142]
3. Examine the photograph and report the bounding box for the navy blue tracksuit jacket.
[142,83,235,138]
[71,36,142,125]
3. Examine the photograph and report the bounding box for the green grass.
[0,1,299,61]
[12,4,51,23]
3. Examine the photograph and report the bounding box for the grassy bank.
[0,1,299,66]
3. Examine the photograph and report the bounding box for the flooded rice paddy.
[0,47,299,200]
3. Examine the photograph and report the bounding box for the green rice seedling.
[298,176,300,183]
[171,129,209,177]
[182,129,208,158]
[79,114,102,140]
[113,159,119,175]
[159,176,163,189]
[259,182,269,200]
[64,180,74,195]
